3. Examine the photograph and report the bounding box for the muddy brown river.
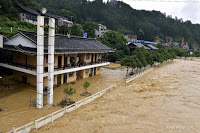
[1,59,200,133]
[35,59,200,133]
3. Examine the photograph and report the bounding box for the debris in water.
[0,108,3,112]
[58,98,75,108]
[80,92,92,97]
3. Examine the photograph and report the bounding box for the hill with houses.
[0,0,200,48]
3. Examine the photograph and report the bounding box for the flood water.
[36,59,200,133]
[1,59,200,133]
[0,63,124,132]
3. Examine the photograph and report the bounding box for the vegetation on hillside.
[0,0,200,48]
[0,16,36,35]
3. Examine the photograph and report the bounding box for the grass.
[0,16,37,35]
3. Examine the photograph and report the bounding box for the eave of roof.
[128,43,150,50]
[145,44,158,50]
[3,30,115,54]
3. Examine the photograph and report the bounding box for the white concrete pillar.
[37,16,44,109]
[47,18,55,104]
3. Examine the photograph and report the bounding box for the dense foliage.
[120,44,200,76]
[69,23,84,37]
[100,30,129,62]
[0,16,37,35]
[83,22,98,38]
[0,0,200,48]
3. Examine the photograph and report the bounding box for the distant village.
[13,4,190,50]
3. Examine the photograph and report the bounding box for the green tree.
[130,56,138,73]
[138,28,144,40]
[70,23,84,37]
[58,25,68,35]
[56,9,76,21]
[63,87,76,97]
[101,30,128,61]
[120,56,132,76]
[133,47,147,69]
[83,81,90,93]
[83,21,98,38]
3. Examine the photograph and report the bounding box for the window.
[46,55,48,63]
[85,69,89,76]
[86,54,90,60]
[69,72,74,78]
[98,54,101,59]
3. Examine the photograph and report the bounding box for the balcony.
[44,59,105,72]
[0,59,36,70]
[0,58,110,77]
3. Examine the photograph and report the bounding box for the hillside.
[0,0,200,48]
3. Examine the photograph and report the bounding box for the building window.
[69,72,74,78]
[46,55,48,64]
[85,69,89,76]
[98,54,101,59]
[86,54,90,60]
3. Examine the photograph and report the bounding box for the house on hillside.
[124,33,137,41]
[127,42,150,53]
[17,5,73,28]
[165,36,171,43]
[153,36,164,43]
[172,42,180,47]
[182,43,189,50]
[95,24,107,38]
[0,30,114,87]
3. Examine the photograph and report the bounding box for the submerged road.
[37,59,200,133]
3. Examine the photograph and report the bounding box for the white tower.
[36,16,45,109]
[47,18,55,104]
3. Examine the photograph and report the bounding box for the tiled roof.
[18,5,61,20]
[128,43,150,50]
[4,30,114,54]
[144,44,158,50]
[18,4,40,16]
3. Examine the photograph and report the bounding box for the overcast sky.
[103,0,200,24]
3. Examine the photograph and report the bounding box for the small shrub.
[83,81,90,92]
[63,87,76,97]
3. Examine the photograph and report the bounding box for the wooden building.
[0,30,114,87]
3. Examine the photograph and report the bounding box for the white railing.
[8,84,116,133]
[125,68,154,84]
[125,59,173,84]
[153,59,173,67]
